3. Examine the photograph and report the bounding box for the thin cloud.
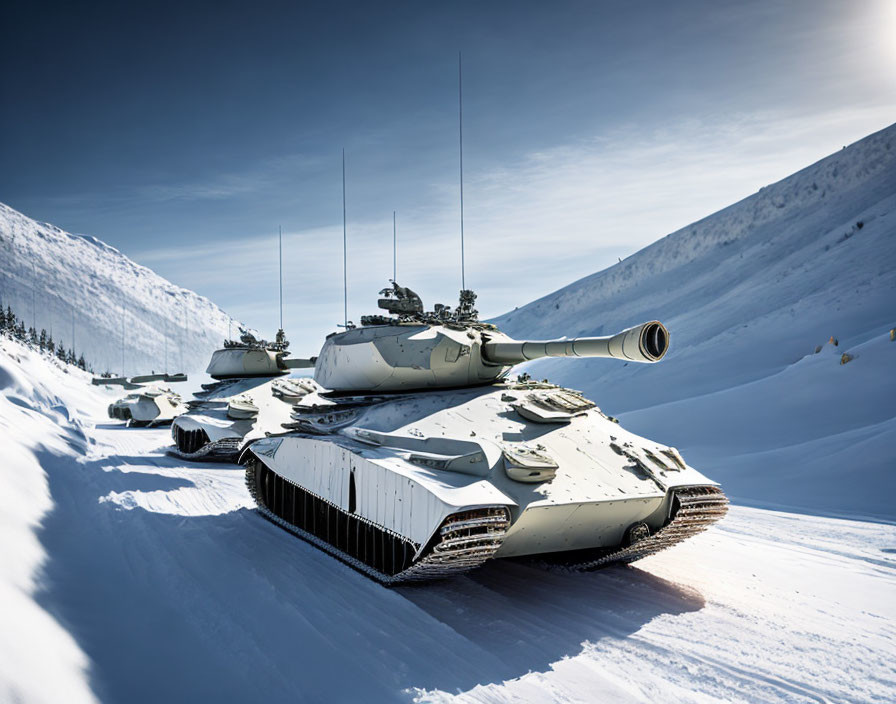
[131,105,896,347]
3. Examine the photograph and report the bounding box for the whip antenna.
[393,210,397,281]
[180,308,185,372]
[458,51,465,291]
[279,225,283,331]
[342,149,348,328]
[31,261,36,330]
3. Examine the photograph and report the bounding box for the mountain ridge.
[0,202,242,375]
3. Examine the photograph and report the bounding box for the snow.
[494,122,896,521]
[0,202,242,376]
[2,335,895,703]
[1,339,104,704]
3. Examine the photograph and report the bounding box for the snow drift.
[495,123,896,520]
[0,202,241,375]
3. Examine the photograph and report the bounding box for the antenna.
[164,317,168,373]
[458,51,465,291]
[393,210,397,281]
[121,306,125,376]
[180,308,185,372]
[71,304,74,358]
[342,148,348,328]
[31,261,36,331]
[278,225,283,331]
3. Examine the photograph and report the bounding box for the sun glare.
[876,0,896,65]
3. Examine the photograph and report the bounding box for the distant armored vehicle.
[242,284,727,583]
[171,329,316,460]
[108,386,185,426]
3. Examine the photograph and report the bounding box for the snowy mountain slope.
[2,337,895,704]
[494,122,896,520]
[0,202,241,375]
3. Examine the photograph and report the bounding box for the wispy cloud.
[131,104,895,349]
[133,152,327,204]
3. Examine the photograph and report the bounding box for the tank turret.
[313,282,669,392]
[207,327,293,380]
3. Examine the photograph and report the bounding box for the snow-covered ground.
[495,123,896,521]
[3,335,895,704]
[0,202,241,376]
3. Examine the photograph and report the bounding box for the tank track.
[397,510,510,582]
[564,485,729,571]
[246,458,509,585]
[127,418,174,428]
[168,436,242,462]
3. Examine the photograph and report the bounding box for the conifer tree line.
[0,297,98,374]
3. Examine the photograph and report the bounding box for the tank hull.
[243,381,727,583]
[170,377,316,461]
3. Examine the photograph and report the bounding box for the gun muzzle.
[482,321,669,365]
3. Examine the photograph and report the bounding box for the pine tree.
[56,340,67,361]
[28,327,38,345]
[67,348,76,365]
[47,335,55,354]
[77,354,87,370]
[15,322,26,340]
[39,329,47,350]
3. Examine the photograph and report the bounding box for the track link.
[566,485,729,570]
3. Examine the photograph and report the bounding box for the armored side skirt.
[533,485,729,571]
[246,459,510,584]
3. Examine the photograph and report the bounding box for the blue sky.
[2,0,894,353]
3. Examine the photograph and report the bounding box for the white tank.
[172,329,318,460]
[242,284,727,583]
[107,383,187,426]
[128,387,186,426]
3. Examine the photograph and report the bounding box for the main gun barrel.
[482,321,669,365]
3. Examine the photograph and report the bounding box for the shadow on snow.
[34,445,704,703]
